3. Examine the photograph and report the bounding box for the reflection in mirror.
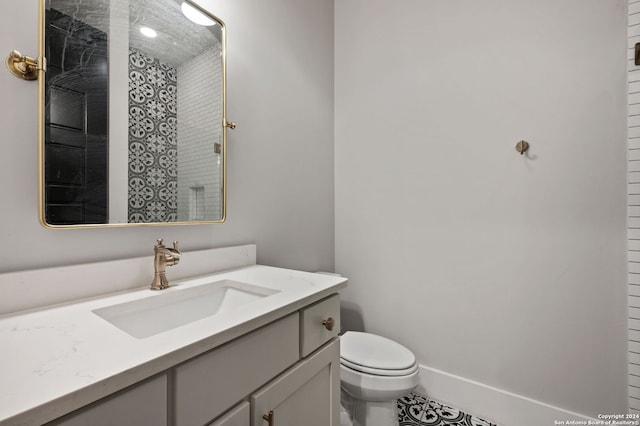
[41,0,226,227]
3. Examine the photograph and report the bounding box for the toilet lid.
[340,332,416,376]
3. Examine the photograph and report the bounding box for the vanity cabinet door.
[45,374,167,426]
[251,339,340,426]
[206,401,249,426]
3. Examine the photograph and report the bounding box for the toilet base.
[341,388,399,426]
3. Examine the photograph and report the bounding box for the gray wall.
[0,0,334,273]
[334,0,628,417]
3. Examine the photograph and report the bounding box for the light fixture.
[181,2,216,27]
[140,26,157,38]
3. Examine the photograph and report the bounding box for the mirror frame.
[37,0,229,229]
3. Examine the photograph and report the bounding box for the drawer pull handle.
[322,317,335,331]
[263,410,274,425]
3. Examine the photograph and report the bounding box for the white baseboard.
[416,365,596,426]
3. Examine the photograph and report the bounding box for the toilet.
[339,331,419,426]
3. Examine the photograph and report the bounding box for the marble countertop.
[0,265,347,425]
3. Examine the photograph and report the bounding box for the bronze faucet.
[150,239,181,290]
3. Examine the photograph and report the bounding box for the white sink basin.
[92,280,278,339]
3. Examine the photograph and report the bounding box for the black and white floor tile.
[397,393,498,426]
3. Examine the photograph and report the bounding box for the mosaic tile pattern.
[397,393,498,426]
[128,49,178,223]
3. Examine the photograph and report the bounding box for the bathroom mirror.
[38,0,229,227]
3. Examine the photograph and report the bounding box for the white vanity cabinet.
[44,294,341,426]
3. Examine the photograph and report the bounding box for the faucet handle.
[156,238,164,247]
[166,241,181,267]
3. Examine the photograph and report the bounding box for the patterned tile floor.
[397,393,498,426]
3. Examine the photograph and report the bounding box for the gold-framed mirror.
[36,0,230,228]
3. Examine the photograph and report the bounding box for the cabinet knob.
[263,410,274,425]
[322,317,335,331]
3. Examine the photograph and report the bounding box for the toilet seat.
[340,357,418,376]
[340,332,417,377]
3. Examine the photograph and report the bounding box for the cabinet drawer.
[173,314,299,426]
[300,294,340,357]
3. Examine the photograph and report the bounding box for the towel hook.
[515,140,529,155]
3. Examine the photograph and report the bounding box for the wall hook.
[515,140,530,155]
[6,50,44,80]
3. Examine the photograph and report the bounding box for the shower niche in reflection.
[42,0,228,227]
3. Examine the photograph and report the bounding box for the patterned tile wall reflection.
[127,49,178,223]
